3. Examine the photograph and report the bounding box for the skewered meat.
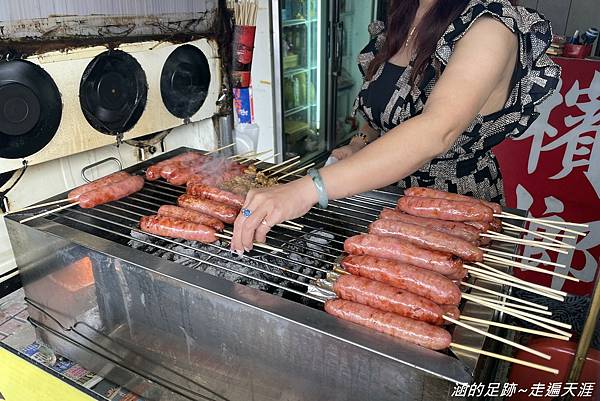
[368,219,484,262]
[79,176,144,209]
[157,205,224,232]
[332,275,449,325]
[145,152,204,181]
[397,196,494,222]
[139,215,217,243]
[404,187,503,215]
[379,208,481,244]
[187,183,245,208]
[68,171,131,201]
[177,194,238,224]
[344,234,464,278]
[324,299,452,350]
[341,255,462,305]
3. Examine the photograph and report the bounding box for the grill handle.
[81,157,123,183]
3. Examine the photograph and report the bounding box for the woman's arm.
[231,17,518,252]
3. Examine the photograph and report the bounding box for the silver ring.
[241,208,252,218]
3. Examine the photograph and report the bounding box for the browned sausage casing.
[139,215,217,243]
[368,219,484,262]
[145,152,204,181]
[440,305,461,321]
[157,205,225,232]
[324,299,452,350]
[68,171,131,201]
[379,208,481,244]
[79,176,144,208]
[342,255,462,305]
[333,275,446,325]
[177,194,238,224]
[404,187,503,215]
[187,183,245,208]
[397,196,494,222]
[344,234,463,278]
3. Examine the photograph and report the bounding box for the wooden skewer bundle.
[230,0,258,26]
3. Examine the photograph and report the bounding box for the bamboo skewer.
[503,225,576,240]
[502,220,576,243]
[449,343,559,374]
[261,156,300,173]
[267,159,303,177]
[491,231,575,250]
[228,151,255,160]
[473,262,567,297]
[216,233,282,253]
[500,211,589,229]
[239,149,273,164]
[459,315,570,341]
[481,247,566,269]
[482,253,578,282]
[252,153,281,167]
[7,198,74,214]
[443,315,551,360]
[278,163,316,180]
[206,143,236,155]
[480,233,569,254]
[275,223,302,231]
[496,212,587,236]
[459,281,549,310]
[285,221,304,229]
[20,202,80,224]
[466,294,553,316]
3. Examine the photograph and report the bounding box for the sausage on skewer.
[344,234,464,279]
[325,299,452,350]
[187,183,245,209]
[79,176,145,209]
[332,274,449,325]
[341,255,462,305]
[368,219,484,262]
[177,194,238,224]
[68,171,131,202]
[397,196,494,222]
[404,187,503,215]
[157,205,225,232]
[139,215,217,243]
[145,152,205,181]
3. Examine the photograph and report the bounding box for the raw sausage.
[440,305,461,321]
[157,205,224,232]
[68,171,130,201]
[177,194,238,224]
[333,275,446,325]
[324,299,451,350]
[379,208,481,244]
[187,183,245,208]
[344,234,463,278]
[397,196,494,222]
[341,255,462,305]
[145,152,204,181]
[404,187,503,215]
[139,215,217,243]
[79,176,144,208]
[368,219,484,262]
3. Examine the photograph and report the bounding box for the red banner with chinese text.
[495,57,600,296]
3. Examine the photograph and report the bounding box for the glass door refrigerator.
[272,0,380,163]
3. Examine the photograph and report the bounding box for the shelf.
[284,66,317,77]
[284,104,310,116]
[282,18,317,27]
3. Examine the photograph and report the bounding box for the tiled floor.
[0,288,35,350]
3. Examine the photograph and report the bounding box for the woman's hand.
[231,176,318,253]
[331,142,362,160]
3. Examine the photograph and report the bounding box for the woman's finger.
[240,204,269,251]
[254,217,273,244]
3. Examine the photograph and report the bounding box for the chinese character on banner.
[451,383,469,397]
[495,58,600,295]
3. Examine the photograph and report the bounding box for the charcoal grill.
[5,147,521,401]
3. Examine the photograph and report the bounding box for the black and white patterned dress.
[353,0,560,203]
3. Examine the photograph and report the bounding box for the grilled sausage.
[139,215,217,243]
[344,234,463,278]
[368,219,484,262]
[145,152,204,181]
[177,194,238,224]
[404,187,503,215]
[440,305,461,321]
[342,255,462,305]
[157,205,224,232]
[379,208,481,244]
[79,176,144,208]
[397,196,494,222]
[333,275,447,325]
[324,299,452,350]
[187,183,245,208]
[68,171,131,201]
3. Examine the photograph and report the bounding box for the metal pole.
[559,274,600,401]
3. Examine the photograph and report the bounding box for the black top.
[353,0,560,203]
